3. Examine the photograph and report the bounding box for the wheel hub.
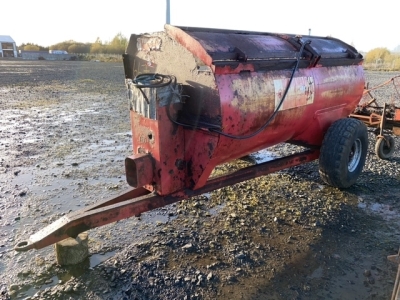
[348,138,362,172]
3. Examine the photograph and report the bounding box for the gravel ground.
[1,60,400,300]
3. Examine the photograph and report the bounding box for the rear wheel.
[375,135,395,159]
[319,118,368,188]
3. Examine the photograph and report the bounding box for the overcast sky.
[1,0,398,52]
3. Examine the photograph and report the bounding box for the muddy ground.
[1,60,400,300]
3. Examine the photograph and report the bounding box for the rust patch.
[320,88,346,99]
[175,159,186,170]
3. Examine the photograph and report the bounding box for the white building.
[0,35,18,57]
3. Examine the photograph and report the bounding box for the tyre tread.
[375,135,395,160]
[319,118,368,188]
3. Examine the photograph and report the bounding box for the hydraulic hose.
[130,39,312,139]
[131,73,172,104]
[209,39,312,140]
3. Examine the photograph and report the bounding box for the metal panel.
[171,25,363,67]
[274,76,315,111]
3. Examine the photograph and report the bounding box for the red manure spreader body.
[15,25,367,251]
[123,25,365,195]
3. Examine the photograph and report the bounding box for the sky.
[1,0,398,53]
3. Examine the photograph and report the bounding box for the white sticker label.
[274,77,314,111]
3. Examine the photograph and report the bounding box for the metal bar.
[395,109,400,122]
[85,187,150,210]
[392,109,400,136]
[363,75,400,95]
[379,103,387,137]
[180,149,320,198]
[391,266,400,300]
[14,187,152,251]
[166,0,170,24]
[349,113,381,126]
[14,149,320,252]
[389,250,400,300]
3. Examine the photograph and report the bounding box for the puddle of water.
[89,250,117,268]
[0,71,30,74]
[21,250,116,298]
[115,131,132,136]
[202,192,211,200]
[208,204,226,216]
[5,113,25,119]
[308,266,323,279]
[50,110,101,126]
[21,276,60,299]
[87,139,127,152]
[141,212,173,225]
[12,171,74,194]
[248,149,276,164]
[358,197,397,220]
[22,138,41,144]
[12,172,34,187]
[76,109,100,115]
[60,116,75,122]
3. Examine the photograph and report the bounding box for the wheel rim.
[348,138,362,172]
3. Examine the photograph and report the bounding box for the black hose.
[132,73,172,103]
[131,73,194,128]
[131,39,311,139]
[163,76,202,129]
[209,39,311,140]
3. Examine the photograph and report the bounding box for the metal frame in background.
[349,75,400,158]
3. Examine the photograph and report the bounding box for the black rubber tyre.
[375,135,395,160]
[319,118,368,188]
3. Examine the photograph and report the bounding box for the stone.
[235,252,246,260]
[207,272,213,281]
[363,269,371,277]
[9,284,19,292]
[368,277,375,284]
[55,232,89,265]
[8,290,17,298]
[182,243,193,251]
[64,285,72,293]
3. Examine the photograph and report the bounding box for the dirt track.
[1,60,400,300]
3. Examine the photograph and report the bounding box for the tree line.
[18,33,400,70]
[19,33,128,55]
[363,47,400,70]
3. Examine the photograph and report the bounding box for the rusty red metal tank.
[123,25,364,196]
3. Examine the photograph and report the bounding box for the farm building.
[0,35,18,57]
